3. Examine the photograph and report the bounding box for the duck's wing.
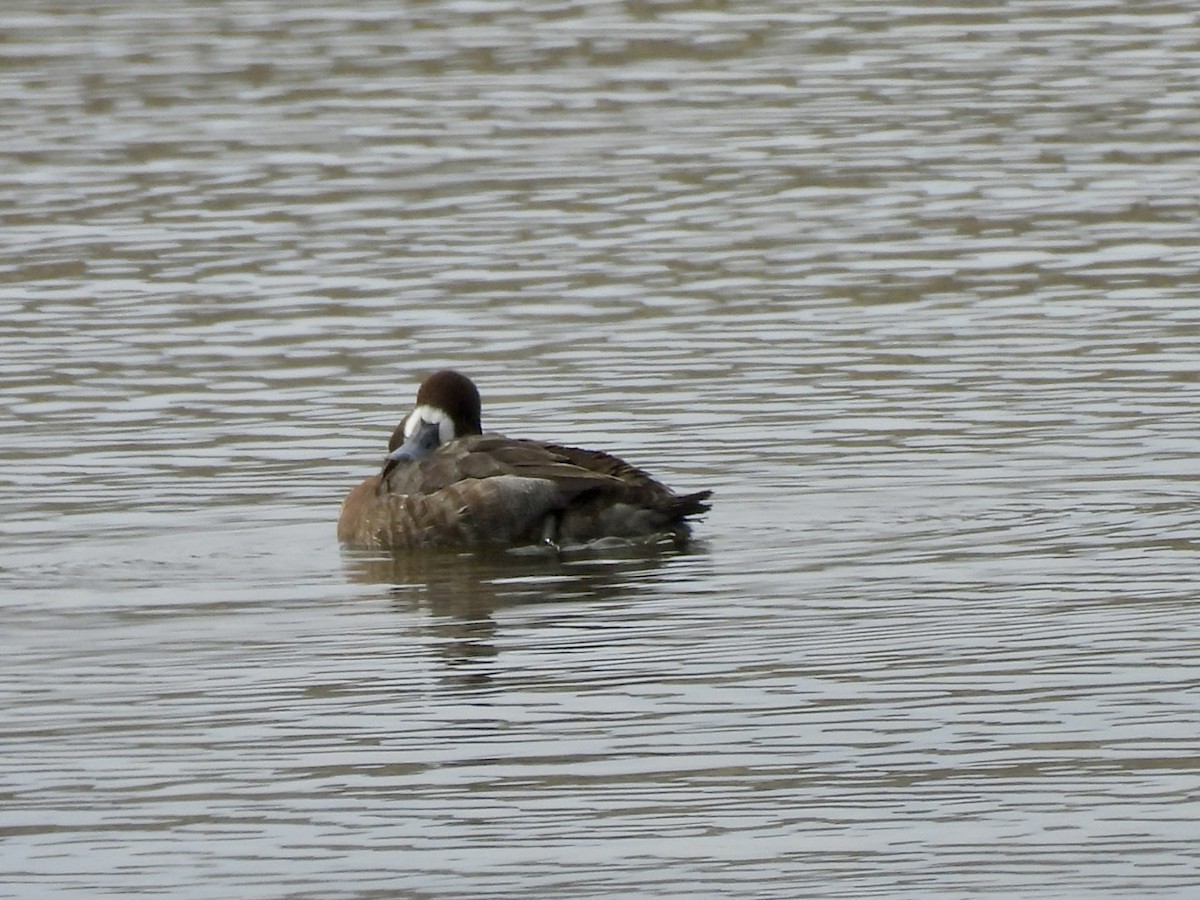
[537,441,711,514]
[459,437,631,491]
[381,434,626,497]
[534,442,662,487]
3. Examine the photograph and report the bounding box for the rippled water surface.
[4,1,1200,896]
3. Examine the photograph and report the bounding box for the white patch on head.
[404,404,455,443]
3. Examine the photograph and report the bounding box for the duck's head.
[384,369,483,466]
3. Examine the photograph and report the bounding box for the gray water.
[3,1,1200,896]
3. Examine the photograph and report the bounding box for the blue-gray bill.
[380,420,441,480]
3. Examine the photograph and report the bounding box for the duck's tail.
[670,489,713,520]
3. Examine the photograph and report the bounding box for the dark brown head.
[384,370,483,465]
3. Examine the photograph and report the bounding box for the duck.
[337,370,712,551]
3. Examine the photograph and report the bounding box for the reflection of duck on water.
[342,542,708,691]
[338,370,712,551]
[343,540,700,607]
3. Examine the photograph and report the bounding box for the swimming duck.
[337,370,712,550]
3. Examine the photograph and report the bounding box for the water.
[3,0,1200,896]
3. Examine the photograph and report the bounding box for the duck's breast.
[338,472,566,549]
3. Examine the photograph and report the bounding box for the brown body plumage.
[337,371,712,551]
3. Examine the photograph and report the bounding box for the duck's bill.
[384,420,441,467]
